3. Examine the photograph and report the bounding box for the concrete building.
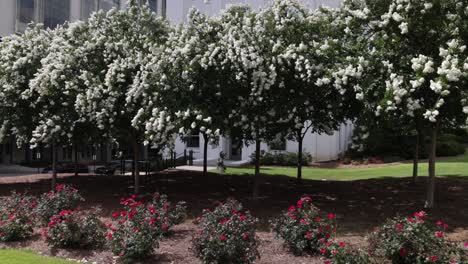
[0,0,351,166]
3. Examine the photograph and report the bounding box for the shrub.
[35,184,84,224]
[323,241,372,264]
[250,151,312,166]
[368,211,467,264]
[191,199,260,264]
[150,193,187,235]
[43,208,106,249]
[271,197,335,255]
[437,139,465,157]
[0,192,37,242]
[107,195,167,262]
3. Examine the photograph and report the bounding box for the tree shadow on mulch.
[0,170,467,236]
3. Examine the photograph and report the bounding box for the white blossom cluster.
[0,25,53,146]
[369,0,468,125]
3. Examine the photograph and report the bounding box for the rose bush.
[191,199,260,264]
[0,191,37,242]
[43,208,106,249]
[107,195,168,262]
[323,241,372,264]
[150,193,187,235]
[271,197,335,255]
[35,184,84,224]
[368,211,467,264]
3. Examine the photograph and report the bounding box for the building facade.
[0,0,351,166]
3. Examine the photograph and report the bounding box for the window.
[99,0,119,12]
[269,138,287,151]
[16,0,36,32]
[81,0,119,20]
[43,0,70,29]
[81,0,97,19]
[140,0,166,17]
[185,133,200,148]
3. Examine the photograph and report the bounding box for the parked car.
[42,162,89,174]
[95,162,122,175]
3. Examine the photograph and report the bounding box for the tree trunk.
[412,130,419,184]
[253,138,261,200]
[51,142,57,190]
[425,125,438,209]
[132,136,140,194]
[297,132,303,183]
[203,133,208,176]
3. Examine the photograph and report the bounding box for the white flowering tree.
[0,25,52,146]
[0,25,60,187]
[73,1,170,193]
[214,5,281,199]
[132,9,226,176]
[258,0,367,181]
[366,0,468,208]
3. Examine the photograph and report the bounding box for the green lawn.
[219,151,468,181]
[0,250,76,264]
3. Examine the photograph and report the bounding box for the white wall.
[0,0,16,37]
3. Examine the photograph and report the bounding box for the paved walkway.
[176,165,217,172]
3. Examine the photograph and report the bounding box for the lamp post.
[36,152,41,175]
[92,153,96,175]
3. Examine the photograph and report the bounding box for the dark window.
[185,134,200,148]
[81,0,97,19]
[269,138,287,151]
[16,0,36,32]
[148,0,157,13]
[17,0,36,24]
[43,0,70,29]
[5,143,11,155]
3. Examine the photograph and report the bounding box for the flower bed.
[191,199,260,264]
[271,197,335,255]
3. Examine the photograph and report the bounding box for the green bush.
[250,151,312,166]
[437,139,465,157]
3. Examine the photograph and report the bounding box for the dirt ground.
[0,170,467,263]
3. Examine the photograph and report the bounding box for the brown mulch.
[0,170,467,263]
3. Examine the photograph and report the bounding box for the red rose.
[399,248,407,257]
[107,233,113,239]
[328,213,335,220]
[435,231,444,238]
[305,232,312,239]
[220,235,227,241]
[339,242,345,248]
[320,248,327,254]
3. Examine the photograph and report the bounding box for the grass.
[218,150,468,181]
[0,250,76,264]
